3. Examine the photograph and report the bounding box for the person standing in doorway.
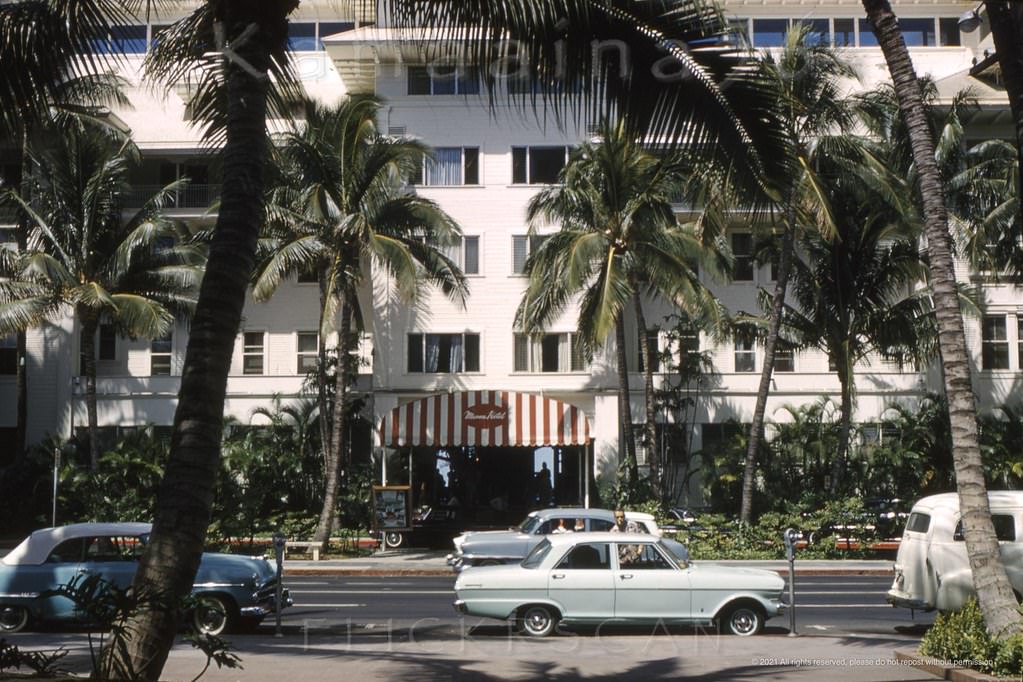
[536,462,553,506]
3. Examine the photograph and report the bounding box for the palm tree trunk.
[119,5,286,678]
[314,294,352,544]
[863,0,1023,638]
[831,351,854,494]
[79,311,100,471]
[614,316,639,489]
[316,270,331,469]
[633,292,659,501]
[740,222,794,524]
[984,1,1023,226]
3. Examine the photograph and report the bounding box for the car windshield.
[521,539,552,569]
[518,515,541,534]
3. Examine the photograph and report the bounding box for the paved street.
[5,571,943,681]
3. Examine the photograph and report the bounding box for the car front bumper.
[453,599,467,615]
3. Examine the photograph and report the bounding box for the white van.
[886,491,1023,612]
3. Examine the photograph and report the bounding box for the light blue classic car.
[453,532,784,637]
[0,522,291,635]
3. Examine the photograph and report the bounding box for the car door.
[612,542,691,620]
[546,542,615,619]
[35,537,90,621]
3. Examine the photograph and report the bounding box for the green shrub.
[917,598,1023,676]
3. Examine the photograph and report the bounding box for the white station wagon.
[453,532,784,637]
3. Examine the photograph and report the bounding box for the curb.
[894,650,1011,682]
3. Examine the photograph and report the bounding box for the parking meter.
[272,532,286,637]
[783,528,798,636]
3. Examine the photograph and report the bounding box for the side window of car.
[84,536,129,562]
[618,543,673,570]
[47,538,87,564]
[953,515,1016,542]
[555,543,610,570]
[590,519,614,532]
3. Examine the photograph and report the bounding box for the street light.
[958,7,983,33]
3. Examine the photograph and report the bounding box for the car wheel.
[518,605,558,637]
[191,595,235,636]
[384,531,404,549]
[723,604,764,636]
[0,605,29,633]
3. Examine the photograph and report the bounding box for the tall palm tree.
[982,1,1023,227]
[780,153,932,485]
[861,0,1022,639]
[255,95,468,544]
[123,1,777,676]
[518,119,728,495]
[2,119,203,470]
[739,25,857,523]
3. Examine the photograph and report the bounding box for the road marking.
[290,590,451,595]
[791,604,893,608]
[291,603,366,608]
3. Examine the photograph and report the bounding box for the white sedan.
[453,532,784,637]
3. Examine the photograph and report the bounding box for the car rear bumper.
[453,599,467,615]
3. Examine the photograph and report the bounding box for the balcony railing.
[127,184,221,209]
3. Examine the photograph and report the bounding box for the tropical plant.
[2,119,203,470]
[778,144,932,490]
[738,24,859,524]
[861,0,1022,638]
[256,95,468,543]
[517,119,728,497]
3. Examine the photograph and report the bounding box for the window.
[1018,318,1023,370]
[512,234,549,274]
[297,332,318,374]
[406,65,480,95]
[982,316,1009,370]
[98,324,116,362]
[617,542,673,570]
[421,147,480,186]
[899,18,937,46]
[792,19,829,45]
[833,18,855,46]
[857,18,879,46]
[555,543,610,570]
[0,334,15,375]
[938,18,961,46]
[438,236,480,275]
[905,512,930,534]
[243,332,265,375]
[734,338,756,372]
[752,18,788,46]
[731,233,754,281]
[514,333,585,373]
[954,515,1015,542]
[111,25,147,53]
[511,146,569,184]
[288,22,317,51]
[150,333,172,376]
[407,333,480,373]
[774,346,794,372]
[637,329,660,372]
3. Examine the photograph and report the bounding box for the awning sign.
[378,390,590,448]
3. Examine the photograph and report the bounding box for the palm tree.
[738,25,857,523]
[861,0,1023,639]
[518,119,728,496]
[2,119,203,470]
[255,95,468,544]
[982,2,1023,226]
[780,151,932,489]
[122,1,776,676]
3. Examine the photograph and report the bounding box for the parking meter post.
[783,528,798,637]
[273,532,286,638]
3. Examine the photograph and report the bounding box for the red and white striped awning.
[378,390,591,448]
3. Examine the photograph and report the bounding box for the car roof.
[542,531,661,547]
[910,491,1023,514]
[2,522,153,566]
[526,508,655,522]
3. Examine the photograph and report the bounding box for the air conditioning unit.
[388,125,407,136]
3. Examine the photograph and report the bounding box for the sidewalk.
[283,549,896,576]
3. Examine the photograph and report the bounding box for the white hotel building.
[0,1,1017,512]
